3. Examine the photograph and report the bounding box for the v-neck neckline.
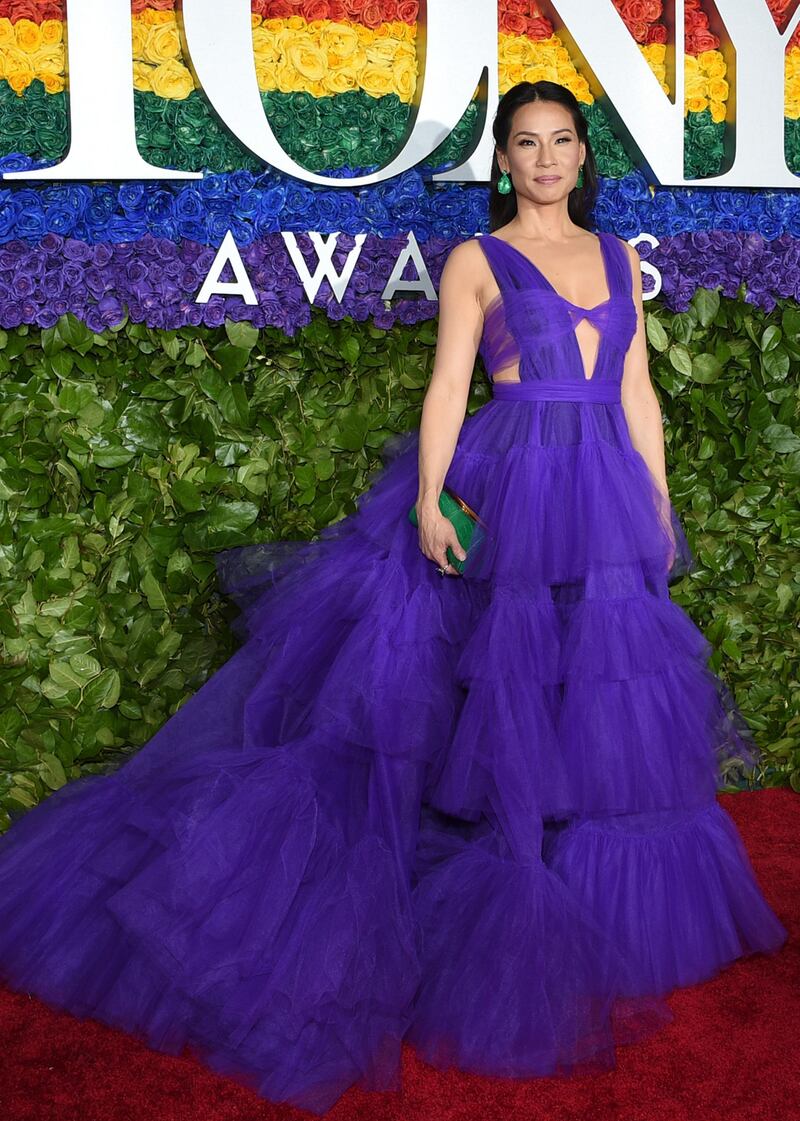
[486,231,612,312]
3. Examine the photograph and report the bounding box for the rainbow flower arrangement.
[0,0,797,331]
[2,0,799,174]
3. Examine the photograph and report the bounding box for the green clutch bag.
[408,485,486,574]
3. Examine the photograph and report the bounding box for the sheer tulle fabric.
[0,231,787,1116]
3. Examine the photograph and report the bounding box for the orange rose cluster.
[253,0,419,28]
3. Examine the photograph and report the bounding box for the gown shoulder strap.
[472,236,521,381]
[598,232,634,300]
[475,233,548,296]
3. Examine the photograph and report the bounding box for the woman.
[0,81,787,1116]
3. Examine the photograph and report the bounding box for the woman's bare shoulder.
[442,236,486,272]
[440,237,489,300]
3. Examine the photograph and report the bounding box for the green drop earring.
[497,170,512,195]
[576,163,584,189]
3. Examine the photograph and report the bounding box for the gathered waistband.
[491,378,621,404]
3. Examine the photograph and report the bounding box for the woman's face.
[497,100,586,204]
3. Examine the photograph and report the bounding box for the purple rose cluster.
[638,230,800,313]
[0,227,796,334]
[0,230,450,334]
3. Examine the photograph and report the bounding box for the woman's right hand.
[416,503,467,576]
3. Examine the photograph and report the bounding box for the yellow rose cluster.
[498,34,592,104]
[130,12,418,103]
[685,49,729,123]
[785,47,800,119]
[251,16,416,101]
[501,30,730,126]
[0,18,64,95]
[640,42,669,97]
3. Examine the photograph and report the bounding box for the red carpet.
[1,788,797,1121]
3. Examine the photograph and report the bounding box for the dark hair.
[489,80,598,232]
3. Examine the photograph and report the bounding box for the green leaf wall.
[0,294,797,831]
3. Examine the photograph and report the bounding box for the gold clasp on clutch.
[441,485,488,528]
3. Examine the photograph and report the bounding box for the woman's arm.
[619,239,676,564]
[415,239,485,574]
[619,239,669,495]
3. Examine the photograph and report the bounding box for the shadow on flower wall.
[0,278,797,831]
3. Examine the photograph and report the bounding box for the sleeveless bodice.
[476,231,637,404]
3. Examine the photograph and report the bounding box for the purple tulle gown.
[0,231,788,1115]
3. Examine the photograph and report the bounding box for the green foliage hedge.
[0,291,797,832]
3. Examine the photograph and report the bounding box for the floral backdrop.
[0,0,798,818]
[0,0,798,331]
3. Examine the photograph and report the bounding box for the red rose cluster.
[684,0,721,54]
[1,0,796,56]
[498,0,554,39]
[253,0,419,27]
[611,0,668,47]
[768,0,800,50]
[0,0,64,18]
[0,0,421,27]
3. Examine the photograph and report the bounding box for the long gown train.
[0,230,788,1115]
